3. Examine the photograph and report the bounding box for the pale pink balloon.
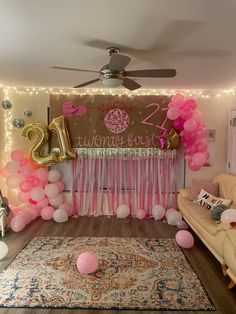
[6,161,20,174]
[171,94,185,108]
[25,207,38,221]
[77,252,98,275]
[183,119,197,132]
[48,169,61,182]
[165,208,176,219]
[167,107,180,120]
[10,215,27,232]
[176,220,189,230]
[11,149,24,161]
[14,209,31,224]
[136,209,146,220]
[196,141,208,153]
[45,183,59,198]
[49,194,64,207]
[175,230,194,249]
[55,181,65,193]
[34,167,48,181]
[188,160,202,171]
[6,174,22,188]
[37,197,49,208]
[192,152,206,167]
[192,110,202,121]
[196,126,207,139]
[35,206,42,217]
[18,191,30,201]
[20,164,34,178]
[41,206,55,220]
[20,158,28,166]
[59,203,74,216]
[30,186,45,201]
[19,180,32,192]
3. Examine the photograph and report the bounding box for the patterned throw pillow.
[193,188,232,210]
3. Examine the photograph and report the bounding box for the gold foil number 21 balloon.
[21,115,76,165]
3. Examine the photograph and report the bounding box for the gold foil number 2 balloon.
[21,115,76,165]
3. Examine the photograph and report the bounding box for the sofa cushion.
[186,179,218,201]
[212,173,236,206]
[193,188,232,210]
[224,231,236,282]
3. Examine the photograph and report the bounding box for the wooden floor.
[0,216,235,314]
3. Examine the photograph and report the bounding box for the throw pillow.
[193,188,232,210]
[211,204,227,221]
[186,179,218,201]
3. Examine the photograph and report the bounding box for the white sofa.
[177,172,236,289]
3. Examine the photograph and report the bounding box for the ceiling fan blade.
[51,66,98,73]
[74,78,100,88]
[122,78,141,91]
[126,69,176,78]
[109,54,131,71]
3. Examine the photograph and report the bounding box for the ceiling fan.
[51,47,176,90]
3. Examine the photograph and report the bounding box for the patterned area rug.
[0,237,215,311]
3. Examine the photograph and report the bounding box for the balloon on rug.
[167,211,182,226]
[76,251,98,275]
[176,220,189,230]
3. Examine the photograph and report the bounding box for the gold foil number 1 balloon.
[48,115,76,161]
[21,122,59,165]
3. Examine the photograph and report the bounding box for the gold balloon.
[48,115,76,161]
[21,123,59,165]
[165,128,180,149]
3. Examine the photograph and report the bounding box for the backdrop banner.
[49,94,172,149]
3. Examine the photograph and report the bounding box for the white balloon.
[48,169,61,182]
[0,241,8,260]
[53,208,68,223]
[152,204,165,220]
[167,211,182,226]
[117,204,130,218]
[221,208,236,223]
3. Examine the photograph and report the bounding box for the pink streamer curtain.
[72,150,176,217]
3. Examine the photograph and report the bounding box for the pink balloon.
[30,186,45,201]
[184,99,197,110]
[41,206,55,220]
[6,161,20,174]
[20,164,34,178]
[196,141,208,153]
[18,191,30,201]
[185,144,197,155]
[19,180,33,192]
[45,183,59,198]
[136,209,146,220]
[171,94,185,108]
[77,252,98,275]
[176,220,189,230]
[167,107,180,120]
[49,194,64,207]
[6,174,22,188]
[28,175,41,187]
[34,167,48,181]
[183,119,197,132]
[55,181,65,193]
[175,230,194,249]
[192,110,202,121]
[11,149,24,161]
[10,215,27,232]
[37,197,49,208]
[180,107,193,120]
[184,154,192,161]
[20,158,28,166]
[196,126,207,139]
[188,160,202,171]
[59,203,74,216]
[182,132,196,146]
[24,207,38,221]
[173,116,185,131]
[29,198,37,205]
[165,208,176,219]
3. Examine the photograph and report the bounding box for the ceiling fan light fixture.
[101,78,123,87]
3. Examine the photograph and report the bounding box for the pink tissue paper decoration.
[62,101,87,118]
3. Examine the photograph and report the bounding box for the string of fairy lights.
[1,83,236,154]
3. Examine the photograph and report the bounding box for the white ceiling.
[0,0,236,90]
